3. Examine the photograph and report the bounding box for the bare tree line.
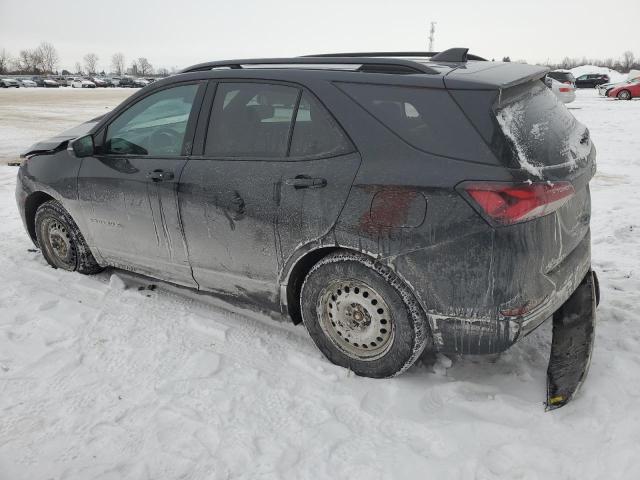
[0,42,59,74]
[0,43,173,77]
[544,51,638,72]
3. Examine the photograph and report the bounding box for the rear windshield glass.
[496,81,590,175]
[336,82,494,162]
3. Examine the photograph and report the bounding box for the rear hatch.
[450,68,595,311]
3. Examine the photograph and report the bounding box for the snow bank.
[570,65,626,82]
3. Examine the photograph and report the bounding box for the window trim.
[95,80,206,159]
[193,78,356,162]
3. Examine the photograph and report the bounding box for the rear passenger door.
[178,81,360,306]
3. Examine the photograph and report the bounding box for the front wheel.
[35,200,103,274]
[617,89,632,100]
[300,251,430,378]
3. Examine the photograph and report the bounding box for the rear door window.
[205,83,353,159]
[205,83,299,158]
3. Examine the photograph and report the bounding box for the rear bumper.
[390,224,592,355]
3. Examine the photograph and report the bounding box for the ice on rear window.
[496,83,589,176]
[496,102,543,177]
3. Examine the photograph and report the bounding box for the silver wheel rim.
[41,217,76,268]
[620,91,630,100]
[317,279,394,361]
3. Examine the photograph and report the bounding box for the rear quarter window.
[336,82,494,162]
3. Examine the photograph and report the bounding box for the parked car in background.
[575,73,609,88]
[117,77,148,88]
[31,77,60,88]
[133,77,149,87]
[1,78,20,88]
[546,70,575,86]
[90,77,109,87]
[545,77,576,104]
[16,49,599,410]
[109,76,122,86]
[144,77,156,84]
[607,79,640,100]
[19,78,37,88]
[52,76,69,87]
[116,76,135,87]
[71,78,96,88]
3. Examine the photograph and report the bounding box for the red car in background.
[608,80,640,100]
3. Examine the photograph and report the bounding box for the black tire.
[617,89,632,100]
[300,251,430,378]
[35,200,103,275]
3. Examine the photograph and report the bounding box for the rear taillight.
[459,181,575,226]
[559,87,571,92]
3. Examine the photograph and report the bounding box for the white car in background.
[19,79,37,88]
[545,77,576,104]
[71,78,96,88]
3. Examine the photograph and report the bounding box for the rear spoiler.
[444,62,550,90]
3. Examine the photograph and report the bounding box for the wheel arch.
[24,191,56,245]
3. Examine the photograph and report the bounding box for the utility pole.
[428,22,436,52]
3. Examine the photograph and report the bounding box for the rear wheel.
[300,251,429,378]
[617,89,632,100]
[35,200,103,274]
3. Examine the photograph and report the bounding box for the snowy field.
[0,88,134,164]
[1,89,640,479]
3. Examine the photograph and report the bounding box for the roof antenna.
[428,21,437,52]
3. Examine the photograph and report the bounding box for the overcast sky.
[1,0,638,72]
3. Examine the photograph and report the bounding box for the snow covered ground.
[0,88,134,163]
[1,89,639,479]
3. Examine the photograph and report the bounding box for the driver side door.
[77,81,205,286]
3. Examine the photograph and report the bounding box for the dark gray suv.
[16,49,599,409]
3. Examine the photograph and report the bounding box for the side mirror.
[70,134,94,158]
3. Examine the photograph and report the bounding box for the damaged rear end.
[448,65,599,409]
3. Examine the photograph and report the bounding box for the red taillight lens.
[460,181,575,226]
[559,87,571,92]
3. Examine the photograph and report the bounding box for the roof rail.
[305,49,487,62]
[180,57,439,74]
